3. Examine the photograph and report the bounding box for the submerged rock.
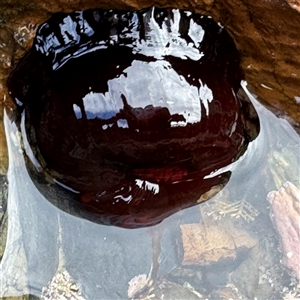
[180,223,258,266]
[41,269,86,300]
[128,276,202,300]
[7,7,259,228]
[267,181,300,280]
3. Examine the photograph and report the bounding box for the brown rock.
[0,104,8,175]
[180,223,257,266]
[286,0,300,12]
[267,181,300,279]
[0,28,14,70]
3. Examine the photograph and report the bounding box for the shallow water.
[0,7,299,300]
[0,82,299,299]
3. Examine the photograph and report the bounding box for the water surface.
[0,83,299,299]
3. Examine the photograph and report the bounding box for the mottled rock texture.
[267,181,300,280]
[0,0,299,173]
[180,223,257,265]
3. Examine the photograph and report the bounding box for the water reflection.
[0,83,299,299]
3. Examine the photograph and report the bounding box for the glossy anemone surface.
[8,7,260,228]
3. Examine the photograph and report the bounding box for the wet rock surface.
[180,223,258,266]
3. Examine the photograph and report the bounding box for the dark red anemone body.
[7,7,259,228]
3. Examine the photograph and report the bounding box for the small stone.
[41,269,86,300]
[128,274,149,299]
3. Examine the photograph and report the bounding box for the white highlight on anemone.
[54,179,80,193]
[132,8,204,61]
[188,19,205,47]
[117,119,129,128]
[79,60,211,126]
[59,16,79,44]
[73,104,82,119]
[82,91,120,120]
[36,9,205,70]
[114,194,133,202]
[15,98,23,107]
[199,79,214,116]
[135,179,160,194]
[36,12,95,70]
[102,124,113,130]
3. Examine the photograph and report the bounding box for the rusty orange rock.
[180,223,257,266]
